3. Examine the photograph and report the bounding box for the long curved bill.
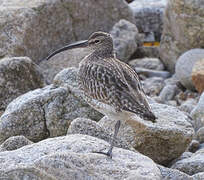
[46,40,88,60]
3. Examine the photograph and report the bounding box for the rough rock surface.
[135,68,170,79]
[191,92,204,131]
[158,165,193,180]
[0,134,162,180]
[192,172,204,180]
[67,118,134,151]
[196,127,204,143]
[179,98,197,114]
[192,59,204,93]
[171,148,204,175]
[142,77,165,97]
[0,135,33,152]
[0,67,102,143]
[159,85,178,102]
[110,19,143,62]
[99,103,194,165]
[160,0,204,72]
[129,57,165,71]
[0,0,134,62]
[129,0,167,40]
[0,57,44,110]
[175,49,204,90]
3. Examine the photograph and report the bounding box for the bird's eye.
[94,40,100,44]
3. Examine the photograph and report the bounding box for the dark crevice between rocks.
[42,104,50,139]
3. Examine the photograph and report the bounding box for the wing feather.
[79,56,156,121]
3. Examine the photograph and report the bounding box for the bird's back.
[78,53,156,122]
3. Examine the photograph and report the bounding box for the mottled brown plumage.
[46,31,156,158]
[78,32,156,122]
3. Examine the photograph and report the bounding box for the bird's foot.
[93,148,113,159]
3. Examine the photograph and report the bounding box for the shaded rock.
[110,19,143,62]
[0,134,162,180]
[169,152,193,167]
[192,58,204,93]
[129,57,164,71]
[175,49,204,90]
[159,85,178,102]
[166,100,177,107]
[160,0,204,73]
[142,77,165,96]
[39,48,91,84]
[67,118,134,151]
[192,172,204,180]
[196,127,204,143]
[191,92,204,131]
[188,140,200,153]
[175,90,200,107]
[135,68,170,79]
[0,135,33,152]
[0,166,55,180]
[158,165,193,180]
[0,57,44,110]
[132,46,160,59]
[171,148,204,175]
[164,74,179,86]
[0,0,134,62]
[198,143,204,150]
[179,98,197,114]
[129,0,166,40]
[99,102,194,165]
[0,67,102,143]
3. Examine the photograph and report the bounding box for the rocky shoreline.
[0,0,204,179]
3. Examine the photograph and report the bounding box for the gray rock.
[196,127,204,143]
[0,135,33,152]
[135,67,170,79]
[198,143,204,150]
[67,118,135,151]
[99,102,194,165]
[191,92,204,131]
[169,152,193,167]
[175,49,204,90]
[159,85,178,102]
[158,165,193,180]
[39,48,91,84]
[171,148,204,175]
[166,100,178,107]
[164,74,180,86]
[142,77,165,96]
[0,67,102,143]
[160,0,204,73]
[129,57,165,70]
[0,166,56,180]
[129,0,167,40]
[192,172,204,180]
[179,98,197,114]
[0,134,162,180]
[0,0,134,62]
[0,57,44,110]
[110,19,143,62]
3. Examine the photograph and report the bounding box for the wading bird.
[46,31,156,158]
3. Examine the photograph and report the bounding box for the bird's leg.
[93,120,121,158]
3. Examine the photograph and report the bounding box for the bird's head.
[46,31,114,60]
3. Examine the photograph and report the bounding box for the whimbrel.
[46,31,156,158]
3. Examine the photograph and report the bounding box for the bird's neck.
[92,48,115,58]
